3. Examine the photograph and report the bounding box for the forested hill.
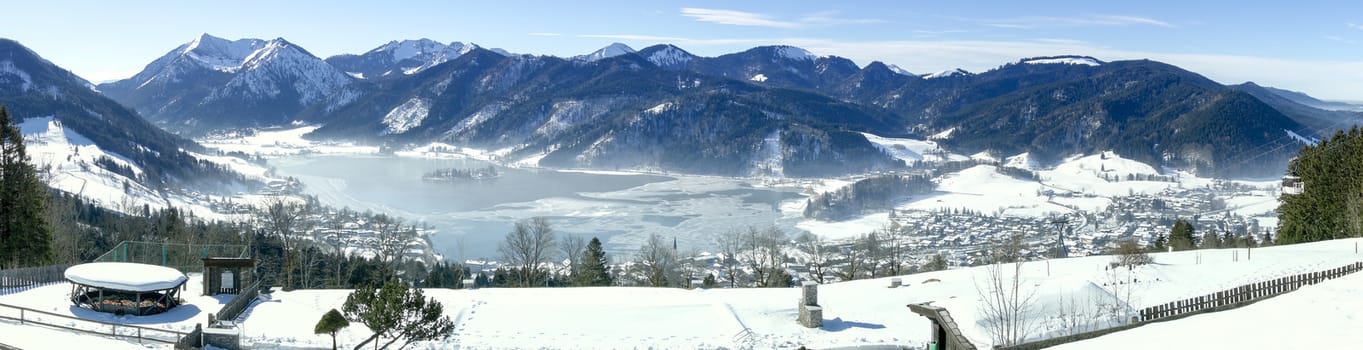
[0,38,249,188]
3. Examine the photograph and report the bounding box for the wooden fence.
[0,264,73,294]
[215,279,262,323]
[0,302,191,345]
[1139,261,1363,321]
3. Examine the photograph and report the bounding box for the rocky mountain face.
[99,34,360,133]
[325,39,486,79]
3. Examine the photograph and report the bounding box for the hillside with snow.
[19,116,264,220]
[4,238,1361,349]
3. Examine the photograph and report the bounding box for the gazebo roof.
[64,262,188,292]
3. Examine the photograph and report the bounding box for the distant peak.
[921,68,971,79]
[771,45,814,61]
[576,43,636,62]
[1019,55,1104,66]
[886,64,915,76]
[642,44,694,67]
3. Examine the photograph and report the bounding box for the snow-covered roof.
[64,262,188,292]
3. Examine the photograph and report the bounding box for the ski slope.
[3,238,1362,349]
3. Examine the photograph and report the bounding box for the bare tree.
[884,223,911,276]
[860,230,885,278]
[558,234,587,283]
[716,229,745,288]
[740,226,787,287]
[371,214,415,281]
[1099,263,1141,326]
[798,233,834,284]
[498,217,556,287]
[1052,292,1100,336]
[256,196,315,289]
[839,235,864,281]
[976,234,1039,347]
[635,233,679,287]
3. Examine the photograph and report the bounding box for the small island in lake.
[423,165,500,182]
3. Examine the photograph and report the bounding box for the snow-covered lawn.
[1052,263,1363,350]
[3,238,1361,349]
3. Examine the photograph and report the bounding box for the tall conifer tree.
[0,107,52,268]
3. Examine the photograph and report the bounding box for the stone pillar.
[801,282,818,306]
[798,282,822,328]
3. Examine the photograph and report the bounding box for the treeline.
[1152,217,1266,251]
[803,173,934,220]
[1098,172,1177,183]
[1277,126,1363,244]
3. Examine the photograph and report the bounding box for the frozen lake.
[270,155,807,259]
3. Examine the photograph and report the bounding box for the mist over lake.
[270,155,807,260]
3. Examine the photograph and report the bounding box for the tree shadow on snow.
[820,317,886,332]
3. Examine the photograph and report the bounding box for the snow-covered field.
[198,126,380,156]
[4,238,1362,349]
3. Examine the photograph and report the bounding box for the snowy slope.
[859,132,968,162]
[643,45,694,68]
[898,164,1069,217]
[382,98,432,134]
[21,116,162,210]
[921,68,971,79]
[1021,56,1104,66]
[19,116,255,221]
[576,43,636,62]
[5,239,1363,349]
[885,64,914,76]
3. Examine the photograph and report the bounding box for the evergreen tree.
[1169,218,1197,250]
[575,237,613,286]
[1199,231,1222,249]
[924,252,949,272]
[702,273,718,289]
[342,281,455,350]
[314,308,350,350]
[0,107,52,268]
[1277,127,1363,244]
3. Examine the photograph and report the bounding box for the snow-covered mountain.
[920,68,971,79]
[636,44,696,70]
[99,34,360,133]
[886,64,914,76]
[574,42,635,62]
[325,39,487,79]
[1019,55,1105,66]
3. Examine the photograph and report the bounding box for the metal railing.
[215,280,263,323]
[0,302,190,345]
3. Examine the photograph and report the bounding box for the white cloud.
[1326,35,1356,44]
[978,15,1175,29]
[680,8,799,28]
[1349,22,1363,30]
[799,11,888,26]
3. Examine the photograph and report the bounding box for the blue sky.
[7,0,1363,100]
